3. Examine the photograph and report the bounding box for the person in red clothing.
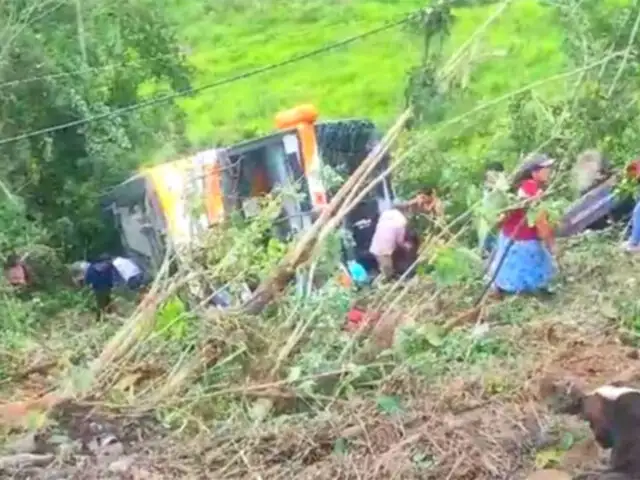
[488,153,556,296]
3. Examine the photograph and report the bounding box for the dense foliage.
[2,0,636,260]
[2,4,640,478]
[0,0,190,258]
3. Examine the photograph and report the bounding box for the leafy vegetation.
[1,0,640,478]
[0,0,190,257]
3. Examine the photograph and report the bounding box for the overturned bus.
[100,105,395,298]
[556,156,640,238]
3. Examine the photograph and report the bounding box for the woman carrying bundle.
[488,153,556,296]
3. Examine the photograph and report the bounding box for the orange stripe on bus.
[204,163,224,223]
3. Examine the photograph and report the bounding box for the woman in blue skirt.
[488,154,556,296]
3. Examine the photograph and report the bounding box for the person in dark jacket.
[84,254,116,320]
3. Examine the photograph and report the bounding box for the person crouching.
[391,228,420,279]
[369,191,440,281]
[112,255,148,300]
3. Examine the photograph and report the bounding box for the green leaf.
[287,366,302,383]
[376,395,403,416]
[412,452,434,469]
[26,410,47,430]
[422,325,444,347]
[559,431,575,451]
[534,447,562,469]
[68,366,94,395]
[526,208,538,227]
[333,437,348,455]
[432,246,477,286]
[249,398,273,423]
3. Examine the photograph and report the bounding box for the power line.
[0,10,419,147]
[0,17,383,89]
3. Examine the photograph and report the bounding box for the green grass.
[445,1,566,99]
[170,0,568,146]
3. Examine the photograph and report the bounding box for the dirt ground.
[2,318,636,480]
[2,240,639,479]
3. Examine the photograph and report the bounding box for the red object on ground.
[344,307,381,332]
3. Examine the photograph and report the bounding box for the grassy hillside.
[4,3,640,479]
[170,0,567,146]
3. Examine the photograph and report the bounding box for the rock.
[49,433,72,446]
[559,437,603,472]
[0,453,54,470]
[91,435,124,464]
[42,469,73,480]
[525,469,572,480]
[108,455,136,474]
[4,432,38,454]
[56,440,82,462]
[471,323,490,338]
[130,466,156,480]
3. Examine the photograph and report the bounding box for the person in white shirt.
[112,256,146,291]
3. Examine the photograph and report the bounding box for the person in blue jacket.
[84,254,116,320]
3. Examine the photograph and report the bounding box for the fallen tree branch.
[242,108,412,315]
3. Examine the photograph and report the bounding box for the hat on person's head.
[523,152,555,170]
[513,152,555,184]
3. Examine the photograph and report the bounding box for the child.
[477,162,508,259]
[488,154,556,296]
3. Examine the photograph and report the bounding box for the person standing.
[84,254,116,320]
[488,154,556,296]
